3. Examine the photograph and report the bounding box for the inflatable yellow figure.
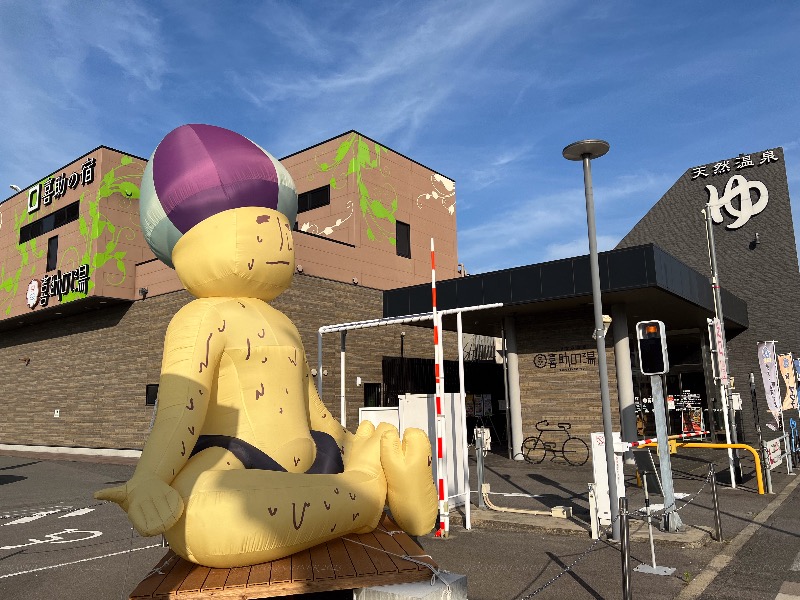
[95,124,437,568]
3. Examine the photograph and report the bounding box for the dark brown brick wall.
[0,274,452,449]
[516,309,619,445]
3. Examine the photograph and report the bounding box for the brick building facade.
[0,131,460,450]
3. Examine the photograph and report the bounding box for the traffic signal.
[636,320,669,375]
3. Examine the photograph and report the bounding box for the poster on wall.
[465,394,475,417]
[482,394,493,417]
[778,353,799,411]
[757,341,783,431]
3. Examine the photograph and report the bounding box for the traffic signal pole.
[649,374,683,531]
[636,320,681,531]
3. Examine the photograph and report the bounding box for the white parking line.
[3,510,62,526]
[791,548,800,572]
[58,508,95,518]
[0,544,161,579]
[0,506,71,521]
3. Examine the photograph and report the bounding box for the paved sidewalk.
[414,446,798,599]
[451,445,783,543]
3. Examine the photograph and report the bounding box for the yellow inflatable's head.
[138,123,298,301]
[172,206,295,301]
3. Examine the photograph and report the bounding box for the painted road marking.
[791,548,800,572]
[676,474,800,600]
[1,505,71,521]
[776,580,800,599]
[3,510,62,526]
[0,544,161,579]
[0,528,103,550]
[58,508,95,518]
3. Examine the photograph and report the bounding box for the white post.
[457,311,471,529]
[317,330,323,396]
[340,331,347,427]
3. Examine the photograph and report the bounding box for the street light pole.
[563,139,619,541]
[702,206,740,486]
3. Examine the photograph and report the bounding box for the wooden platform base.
[130,515,437,599]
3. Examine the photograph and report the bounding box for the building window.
[145,384,159,407]
[46,236,58,272]
[396,221,411,258]
[19,200,80,244]
[297,185,330,214]
[364,383,382,407]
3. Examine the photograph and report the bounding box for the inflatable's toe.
[380,427,437,536]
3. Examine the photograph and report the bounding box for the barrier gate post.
[619,497,632,600]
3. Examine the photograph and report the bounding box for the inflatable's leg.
[381,427,438,536]
[166,422,387,568]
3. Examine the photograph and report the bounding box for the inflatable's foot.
[345,420,388,534]
[380,427,438,536]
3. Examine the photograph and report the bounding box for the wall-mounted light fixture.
[9,184,21,192]
[592,314,613,340]
[139,287,149,300]
[310,368,318,377]
[352,277,359,285]
[296,264,304,273]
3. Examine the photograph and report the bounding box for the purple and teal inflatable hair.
[139,124,298,268]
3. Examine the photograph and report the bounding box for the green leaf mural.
[0,154,142,313]
[302,133,399,244]
[61,156,142,301]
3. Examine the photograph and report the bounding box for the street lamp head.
[562,139,610,161]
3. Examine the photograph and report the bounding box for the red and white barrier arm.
[431,238,448,537]
[627,430,710,449]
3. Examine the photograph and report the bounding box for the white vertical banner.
[712,318,728,384]
[757,341,782,431]
[777,353,799,411]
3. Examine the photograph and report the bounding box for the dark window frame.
[46,236,58,272]
[19,200,80,245]
[297,185,331,214]
[396,220,411,259]
[145,384,159,407]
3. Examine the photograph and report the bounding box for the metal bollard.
[709,463,723,542]
[620,497,632,600]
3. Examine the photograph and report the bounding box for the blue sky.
[1,1,799,274]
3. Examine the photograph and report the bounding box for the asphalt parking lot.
[1,449,798,600]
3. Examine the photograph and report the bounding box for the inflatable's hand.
[381,427,438,536]
[95,478,184,537]
[343,420,394,478]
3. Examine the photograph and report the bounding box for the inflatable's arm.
[95,301,226,535]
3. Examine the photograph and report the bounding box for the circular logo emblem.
[26,279,41,309]
[533,354,548,368]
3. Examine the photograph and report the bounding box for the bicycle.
[521,420,589,466]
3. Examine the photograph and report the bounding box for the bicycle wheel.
[522,437,546,464]
[562,437,589,466]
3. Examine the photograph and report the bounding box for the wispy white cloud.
[457,166,671,273]
[234,0,557,145]
[543,234,619,261]
[0,1,168,190]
